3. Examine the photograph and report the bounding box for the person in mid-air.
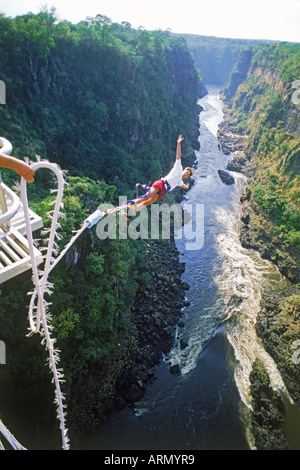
[0,153,35,182]
[124,135,193,219]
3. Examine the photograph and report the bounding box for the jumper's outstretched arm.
[176,134,184,160]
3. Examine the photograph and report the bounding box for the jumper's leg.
[121,188,160,226]
[135,187,160,211]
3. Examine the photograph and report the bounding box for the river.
[81,85,291,451]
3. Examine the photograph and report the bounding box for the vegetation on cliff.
[0,9,200,441]
[223,43,300,282]
[221,42,300,450]
[178,34,274,86]
[0,9,200,192]
[250,286,300,450]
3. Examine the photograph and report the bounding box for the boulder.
[180,339,188,349]
[227,151,248,173]
[241,213,250,225]
[124,384,144,402]
[218,169,235,185]
[170,364,180,375]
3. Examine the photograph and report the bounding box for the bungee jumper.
[127,134,193,214]
[85,134,193,228]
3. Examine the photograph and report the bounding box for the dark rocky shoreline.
[114,237,189,411]
[68,234,189,442]
[250,284,300,450]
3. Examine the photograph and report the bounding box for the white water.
[214,181,291,409]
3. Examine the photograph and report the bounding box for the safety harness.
[124,179,171,218]
[135,179,171,199]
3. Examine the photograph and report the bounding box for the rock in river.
[218,169,235,185]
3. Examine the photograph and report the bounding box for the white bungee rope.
[21,159,70,450]
[0,130,106,449]
[19,157,106,450]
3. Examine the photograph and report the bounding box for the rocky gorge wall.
[218,110,299,284]
[217,49,300,448]
[219,43,300,284]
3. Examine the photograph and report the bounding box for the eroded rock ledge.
[250,284,300,450]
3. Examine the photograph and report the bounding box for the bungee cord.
[20,158,70,450]
[19,157,106,450]
[0,139,133,449]
[0,134,104,449]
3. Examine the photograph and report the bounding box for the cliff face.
[0,14,200,194]
[0,13,201,441]
[219,44,300,283]
[177,33,272,86]
[223,47,255,99]
[218,42,300,450]
[223,46,300,136]
[248,63,300,136]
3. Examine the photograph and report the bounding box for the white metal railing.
[0,136,42,284]
[0,136,20,228]
[0,136,13,155]
[0,137,27,450]
[0,179,20,227]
